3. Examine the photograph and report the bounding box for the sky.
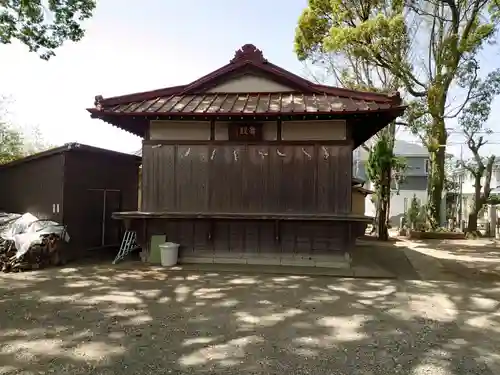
[0,0,499,158]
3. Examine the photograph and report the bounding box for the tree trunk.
[463,156,495,234]
[377,167,391,241]
[386,143,393,229]
[386,192,391,228]
[468,212,478,232]
[426,118,446,229]
[467,175,484,233]
[377,202,388,240]
[371,196,379,235]
[488,205,496,237]
[378,123,395,240]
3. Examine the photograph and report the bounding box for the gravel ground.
[1,263,500,375]
[396,238,500,281]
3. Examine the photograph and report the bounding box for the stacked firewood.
[0,233,65,273]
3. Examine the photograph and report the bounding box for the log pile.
[0,233,66,273]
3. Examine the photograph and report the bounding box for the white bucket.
[159,242,180,267]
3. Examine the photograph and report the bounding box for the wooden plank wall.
[145,219,361,256]
[142,144,352,214]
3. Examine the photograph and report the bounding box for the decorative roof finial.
[230,44,267,64]
[94,95,104,110]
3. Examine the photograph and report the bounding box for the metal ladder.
[113,230,139,264]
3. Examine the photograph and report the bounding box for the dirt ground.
[1,258,500,375]
[393,237,500,282]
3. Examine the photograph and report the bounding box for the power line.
[447,130,500,134]
[448,142,500,145]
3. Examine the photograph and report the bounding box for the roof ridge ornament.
[94,95,104,110]
[230,44,267,64]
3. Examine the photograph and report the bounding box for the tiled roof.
[87,44,405,145]
[100,92,396,115]
[90,44,403,117]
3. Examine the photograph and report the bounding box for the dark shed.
[0,143,141,258]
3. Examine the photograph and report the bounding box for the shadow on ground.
[352,241,421,280]
[390,239,500,282]
[1,262,500,374]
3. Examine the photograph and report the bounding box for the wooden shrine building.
[88,44,405,268]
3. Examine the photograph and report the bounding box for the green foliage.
[0,0,96,59]
[298,2,406,240]
[367,137,390,187]
[21,124,54,155]
[487,195,500,205]
[434,226,454,233]
[0,98,52,163]
[0,122,24,164]
[444,177,460,193]
[367,132,406,191]
[295,0,500,227]
[444,154,461,192]
[459,69,500,135]
[295,0,413,94]
[405,194,427,231]
[457,70,500,232]
[405,194,420,228]
[417,206,428,231]
[367,128,407,240]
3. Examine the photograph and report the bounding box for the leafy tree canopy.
[0,122,24,164]
[294,0,500,228]
[0,0,96,59]
[0,96,52,163]
[455,69,500,232]
[296,0,498,98]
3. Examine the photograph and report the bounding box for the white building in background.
[452,161,500,224]
[353,140,430,226]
